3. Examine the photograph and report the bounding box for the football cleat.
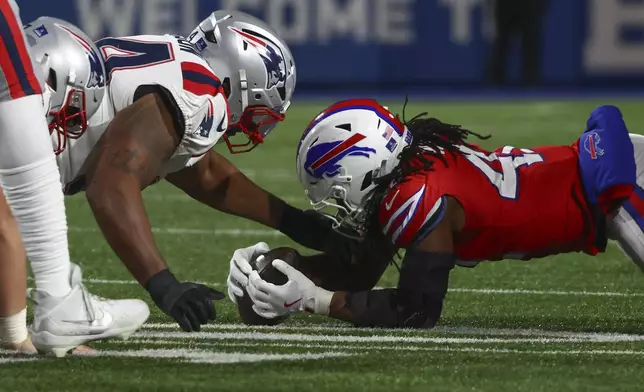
[29,263,149,358]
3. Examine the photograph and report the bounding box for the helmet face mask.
[223,103,286,154]
[189,11,296,154]
[307,179,367,239]
[48,87,88,155]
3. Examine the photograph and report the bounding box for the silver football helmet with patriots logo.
[189,11,296,153]
[24,16,106,155]
[296,99,412,235]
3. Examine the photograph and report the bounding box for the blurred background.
[19,0,644,98]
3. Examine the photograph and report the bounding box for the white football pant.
[0,0,72,297]
[607,133,644,271]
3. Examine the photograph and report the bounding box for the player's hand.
[227,242,270,304]
[146,269,225,332]
[247,259,332,318]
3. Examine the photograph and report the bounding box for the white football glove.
[247,259,334,319]
[227,242,270,304]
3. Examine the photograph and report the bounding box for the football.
[236,247,302,326]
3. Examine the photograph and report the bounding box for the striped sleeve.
[378,178,448,248]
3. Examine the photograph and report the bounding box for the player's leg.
[0,1,149,356]
[607,134,644,270]
[0,0,72,299]
[0,190,36,354]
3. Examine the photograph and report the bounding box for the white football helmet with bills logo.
[25,17,106,155]
[189,10,296,153]
[296,99,412,234]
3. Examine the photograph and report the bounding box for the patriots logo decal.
[56,24,105,89]
[305,134,376,179]
[197,101,215,138]
[229,27,287,90]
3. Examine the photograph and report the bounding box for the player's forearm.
[86,180,168,285]
[328,291,354,323]
[298,253,386,291]
[326,288,444,328]
[211,171,286,228]
[170,151,285,229]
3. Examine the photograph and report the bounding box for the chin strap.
[238,68,248,118]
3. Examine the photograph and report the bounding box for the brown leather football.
[236,247,301,326]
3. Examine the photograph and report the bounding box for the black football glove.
[145,269,225,332]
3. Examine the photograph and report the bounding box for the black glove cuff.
[145,269,180,306]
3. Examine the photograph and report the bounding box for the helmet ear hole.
[205,30,218,43]
[360,170,373,191]
[222,78,231,98]
[48,68,57,91]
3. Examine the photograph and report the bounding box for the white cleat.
[29,263,149,358]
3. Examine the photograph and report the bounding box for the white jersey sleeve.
[95,34,228,176]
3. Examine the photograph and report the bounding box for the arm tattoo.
[86,93,180,186]
[107,147,148,177]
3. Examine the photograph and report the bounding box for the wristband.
[312,287,333,316]
[145,269,180,306]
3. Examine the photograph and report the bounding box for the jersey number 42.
[459,145,544,200]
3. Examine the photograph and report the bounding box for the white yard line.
[141,194,307,204]
[0,348,351,365]
[135,330,644,344]
[68,226,285,236]
[70,275,644,297]
[128,339,644,357]
[0,357,39,364]
[449,287,644,297]
[74,348,351,364]
[141,323,644,341]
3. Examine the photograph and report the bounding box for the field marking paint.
[127,339,644,357]
[77,348,351,364]
[68,226,285,237]
[0,349,350,366]
[141,193,307,204]
[141,323,644,341]
[50,273,644,298]
[0,357,39,364]
[62,348,349,365]
[135,330,644,344]
[449,287,644,297]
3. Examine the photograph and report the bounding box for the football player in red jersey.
[237,99,642,328]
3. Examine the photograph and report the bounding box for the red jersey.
[378,144,600,261]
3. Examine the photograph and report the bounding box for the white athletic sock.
[0,95,72,297]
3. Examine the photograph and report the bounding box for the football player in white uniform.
[0,1,149,357]
[27,12,359,333]
[26,12,359,334]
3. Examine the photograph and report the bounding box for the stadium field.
[3,99,644,392]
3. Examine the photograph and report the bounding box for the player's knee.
[587,105,625,133]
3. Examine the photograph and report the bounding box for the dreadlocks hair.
[359,99,491,257]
